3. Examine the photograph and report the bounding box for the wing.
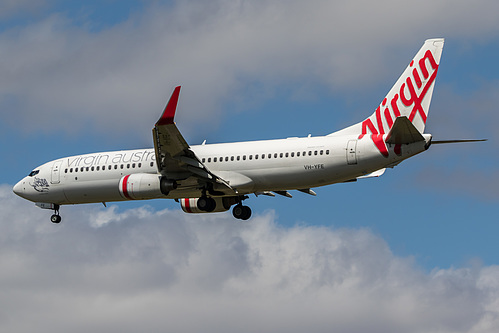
[152,86,236,195]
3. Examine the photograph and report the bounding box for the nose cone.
[13,179,26,198]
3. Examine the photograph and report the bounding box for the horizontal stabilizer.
[431,139,487,144]
[357,168,386,179]
[385,116,425,144]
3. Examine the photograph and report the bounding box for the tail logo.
[359,49,439,156]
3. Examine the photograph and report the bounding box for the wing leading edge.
[152,86,235,195]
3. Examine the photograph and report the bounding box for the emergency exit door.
[346,140,357,165]
[51,160,63,184]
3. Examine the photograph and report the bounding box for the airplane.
[13,38,485,223]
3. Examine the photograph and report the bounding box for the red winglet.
[156,86,181,126]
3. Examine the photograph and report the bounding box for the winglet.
[156,86,181,126]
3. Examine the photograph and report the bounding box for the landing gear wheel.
[51,214,61,223]
[241,206,251,220]
[232,204,251,220]
[197,197,216,212]
[50,204,61,223]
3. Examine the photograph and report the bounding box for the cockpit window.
[28,170,40,177]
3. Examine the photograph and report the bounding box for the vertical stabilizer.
[329,38,444,137]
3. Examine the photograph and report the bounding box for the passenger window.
[249,155,253,160]
[132,163,136,168]
[291,152,294,157]
[274,153,278,158]
[121,165,124,169]
[308,151,312,156]
[314,151,318,155]
[237,156,240,161]
[243,155,246,160]
[225,157,229,162]
[115,165,118,170]
[285,152,289,158]
[208,158,211,163]
[268,154,272,159]
[70,168,73,173]
[297,152,300,157]
[214,157,217,162]
[231,156,234,161]
[202,158,206,163]
[64,169,68,174]
[138,163,142,168]
[150,162,154,167]
[91,166,95,171]
[326,150,330,155]
[320,150,323,155]
[255,155,258,160]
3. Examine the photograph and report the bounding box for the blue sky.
[1,1,499,332]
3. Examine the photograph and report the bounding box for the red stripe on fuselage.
[372,134,389,157]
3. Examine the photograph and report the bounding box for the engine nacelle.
[119,173,169,200]
[180,197,238,213]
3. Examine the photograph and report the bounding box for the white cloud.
[0,0,48,19]
[2,0,499,141]
[1,184,499,333]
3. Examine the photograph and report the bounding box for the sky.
[1,0,499,332]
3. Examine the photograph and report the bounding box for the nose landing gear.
[50,204,61,223]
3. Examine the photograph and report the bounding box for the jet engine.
[180,197,238,213]
[119,174,176,200]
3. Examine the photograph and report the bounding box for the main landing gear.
[196,196,217,212]
[232,203,251,220]
[50,204,62,224]
[197,189,252,220]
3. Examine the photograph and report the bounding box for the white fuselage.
[13,133,431,206]
[11,39,445,222]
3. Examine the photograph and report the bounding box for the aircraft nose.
[13,179,26,197]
